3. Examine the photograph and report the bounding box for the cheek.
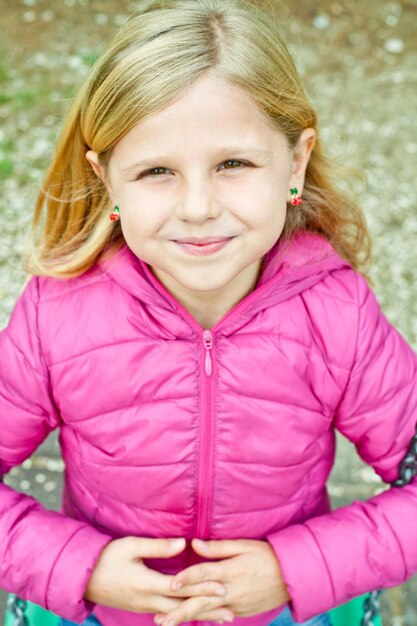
[119,198,164,238]
[119,214,164,265]
[241,190,287,228]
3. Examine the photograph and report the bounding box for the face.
[86,74,315,311]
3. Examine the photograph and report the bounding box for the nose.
[173,178,222,223]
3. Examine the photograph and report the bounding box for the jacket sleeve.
[0,276,113,623]
[266,271,417,622]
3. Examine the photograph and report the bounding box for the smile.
[173,238,234,256]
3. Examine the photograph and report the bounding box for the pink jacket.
[1,230,417,626]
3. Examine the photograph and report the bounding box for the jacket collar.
[99,230,351,335]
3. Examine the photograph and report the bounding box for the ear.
[85,150,116,204]
[287,128,316,200]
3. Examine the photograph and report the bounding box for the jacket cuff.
[266,524,335,623]
[46,524,113,622]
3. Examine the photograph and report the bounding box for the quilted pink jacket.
[1,230,417,626]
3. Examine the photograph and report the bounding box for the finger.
[141,567,226,601]
[137,569,225,609]
[138,566,186,597]
[158,595,229,626]
[146,596,183,614]
[170,562,223,590]
[192,538,252,558]
[121,536,187,559]
[170,580,227,599]
[182,608,234,624]
[154,606,235,625]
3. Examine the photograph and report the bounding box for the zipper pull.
[203,330,213,376]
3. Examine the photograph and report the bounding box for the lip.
[174,236,232,245]
[173,238,234,256]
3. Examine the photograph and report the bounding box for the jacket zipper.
[197,330,214,539]
[203,329,213,376]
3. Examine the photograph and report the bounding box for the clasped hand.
[84,536,290,626]
[155,538,290,626]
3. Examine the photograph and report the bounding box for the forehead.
[111,75,288,162]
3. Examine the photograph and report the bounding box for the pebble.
[384,38,405,53]
[313,14,330,30]
[348,33,361,45]
[95,13,109,25]
[67,55,84,70]
[44,481,57,492]
[41,10,55,22]
[358,467,383,484]
[385,15,399,26]
[406,143,417,154]
[114,14,128,26]
[22,11,36,23]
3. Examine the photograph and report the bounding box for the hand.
[154,538,290,626]
[84,536,231,618]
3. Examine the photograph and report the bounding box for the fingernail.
[223,617,234,623]
[172,580,183,591]
[170,539,185,549]
[167,620,175,626]
[214,587,226,596]
[154,618,163,625]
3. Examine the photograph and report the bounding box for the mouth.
[173,237,235,256]
[173,236,233,245]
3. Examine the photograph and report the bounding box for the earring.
[110,205,120,221]
[290,188,303,206]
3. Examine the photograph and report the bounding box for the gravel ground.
[1,0,417,625]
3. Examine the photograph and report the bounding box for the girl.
[1,1,416,626]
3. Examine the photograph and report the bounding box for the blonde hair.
[23,0,373,283]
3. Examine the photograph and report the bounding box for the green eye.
[221,160,246,169]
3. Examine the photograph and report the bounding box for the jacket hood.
[99,229,351,335]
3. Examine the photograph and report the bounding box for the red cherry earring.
[110,206,120,221]
[290,188,303,206]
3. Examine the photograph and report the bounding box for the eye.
[219,159,247,170]
[134,159,249,180]
[137,167,170,179]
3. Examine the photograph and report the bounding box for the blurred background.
[0,0,417,624]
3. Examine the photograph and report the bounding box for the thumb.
[191,538,244,558]
[124,536,187,559]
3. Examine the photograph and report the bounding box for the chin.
[174,270,232,293]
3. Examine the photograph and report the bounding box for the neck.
[150,257,264,330]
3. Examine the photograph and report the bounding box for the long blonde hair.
[23,0,373,283]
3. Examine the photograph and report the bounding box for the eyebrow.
[121,147,272,173]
